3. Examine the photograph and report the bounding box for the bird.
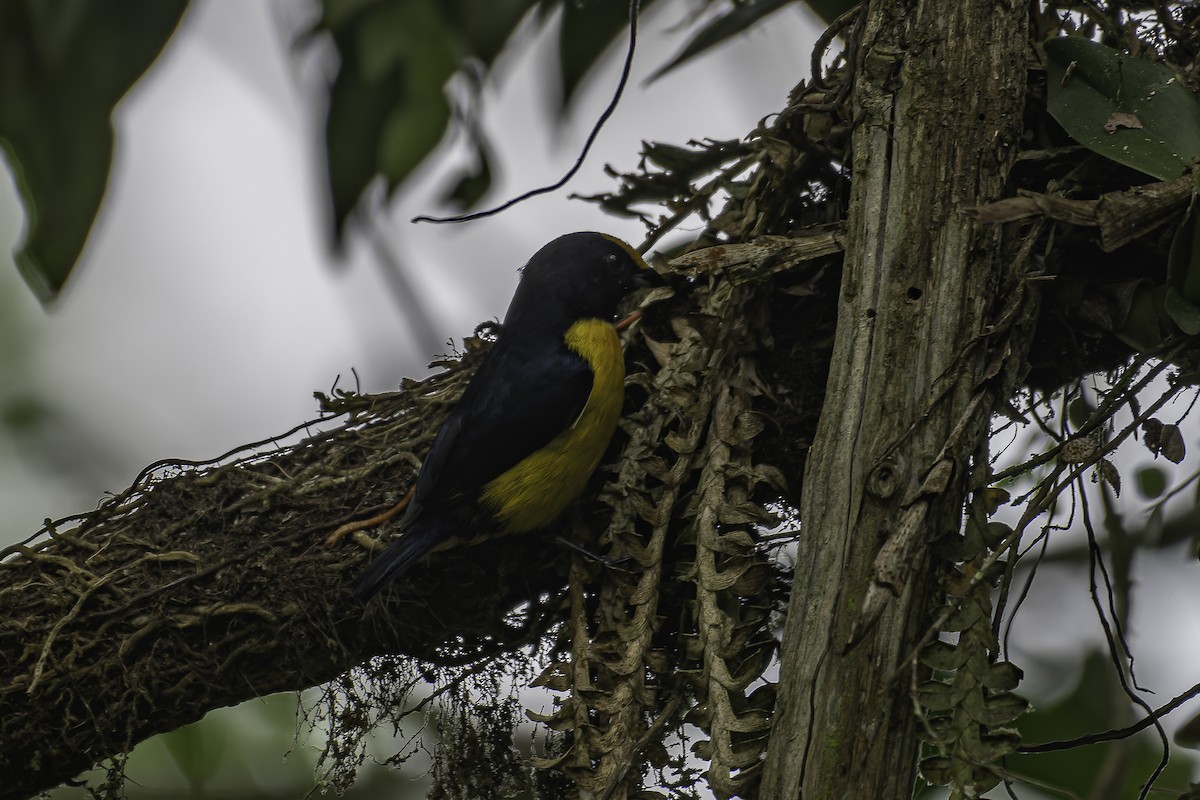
[353,231,663,599]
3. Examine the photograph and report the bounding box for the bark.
[761,1,1031,797]
[0,365,573,800]
[0,1,1046,797]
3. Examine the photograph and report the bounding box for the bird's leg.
[324,486,414,547]
[614,308,644,332]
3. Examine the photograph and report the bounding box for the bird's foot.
[324,487,414,547]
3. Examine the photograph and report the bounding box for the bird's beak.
[630,267,666,289]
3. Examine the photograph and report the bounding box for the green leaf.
[1164,286,1200,334]
[916,680,963,712]
[437,0,535,67]
[1116,282,1172,352]
[920,640,970,671]
[555,0,661,113]
[319,0,457,240]
[913,714,957,744]
[1045,37,1200,181]
[1137,465,1167,498]
[1167,178,1200,304]
[1011,650,1195,796]
[941,594,988,632]
[379,95,452,190]
[441,145,494,210]
[0,0,188,303]
[964,729,1022,763]
[647,0,793,84]
[918,755,954,784]
[965,693,1030,727]
[1068,395,1095,429]
[1176,710,1200,749]
[802,0,858,25]
[982,521,1013,548]
[323,53,400,239]
[983,661,1024,692]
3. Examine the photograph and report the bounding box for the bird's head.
[506,232,664,331]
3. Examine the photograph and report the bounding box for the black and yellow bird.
[353,232,662,599]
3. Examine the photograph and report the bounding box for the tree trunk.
[761,0,1030,796]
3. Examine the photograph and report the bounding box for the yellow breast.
[480,319,624,532]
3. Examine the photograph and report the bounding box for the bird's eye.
[606,254,618,265]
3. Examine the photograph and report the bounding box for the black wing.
[404,340,593,525]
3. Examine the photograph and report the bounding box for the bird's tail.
[352,521,446,600]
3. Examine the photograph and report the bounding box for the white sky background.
[4,0,1200,795]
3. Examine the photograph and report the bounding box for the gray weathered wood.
[761,0,1030,796]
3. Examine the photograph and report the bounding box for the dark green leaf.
[1167,179,1200,305]
[916,680,963,712]
[983,661,1024,692]
[441,146,495,210]
[962,728,1020,766]
[1176,712,1200,749]
[802,0,857,25]
[0,0,188,302]
[642,141,711,173]
[965,693,1030,727]
[321,0,378,28]
[920,640,969,671]
[647,0,793,84]
[1045,37,1200,181]
[913,714,957,744]
[379,96,452,190]
[1068,395,1094,428]
[1116,282,1172,352]
[983,521,1013,548]
[0,393,49,431]
[323,50,401,239]
[1137,465,1168,498]
[436,0,534,67]
[918,755,954,785]
[320,0,457,240]
[941,594,988,632]
[556,0,661,114]
[1010,650,1195,797]
[1164,286,1200,335]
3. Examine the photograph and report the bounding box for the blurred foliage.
[311,0,853,238]
[647,0,795,82]
[51,692,426,799]
[0,0,187,304]
[0,0,855,301]
[1008,651,1194,798]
